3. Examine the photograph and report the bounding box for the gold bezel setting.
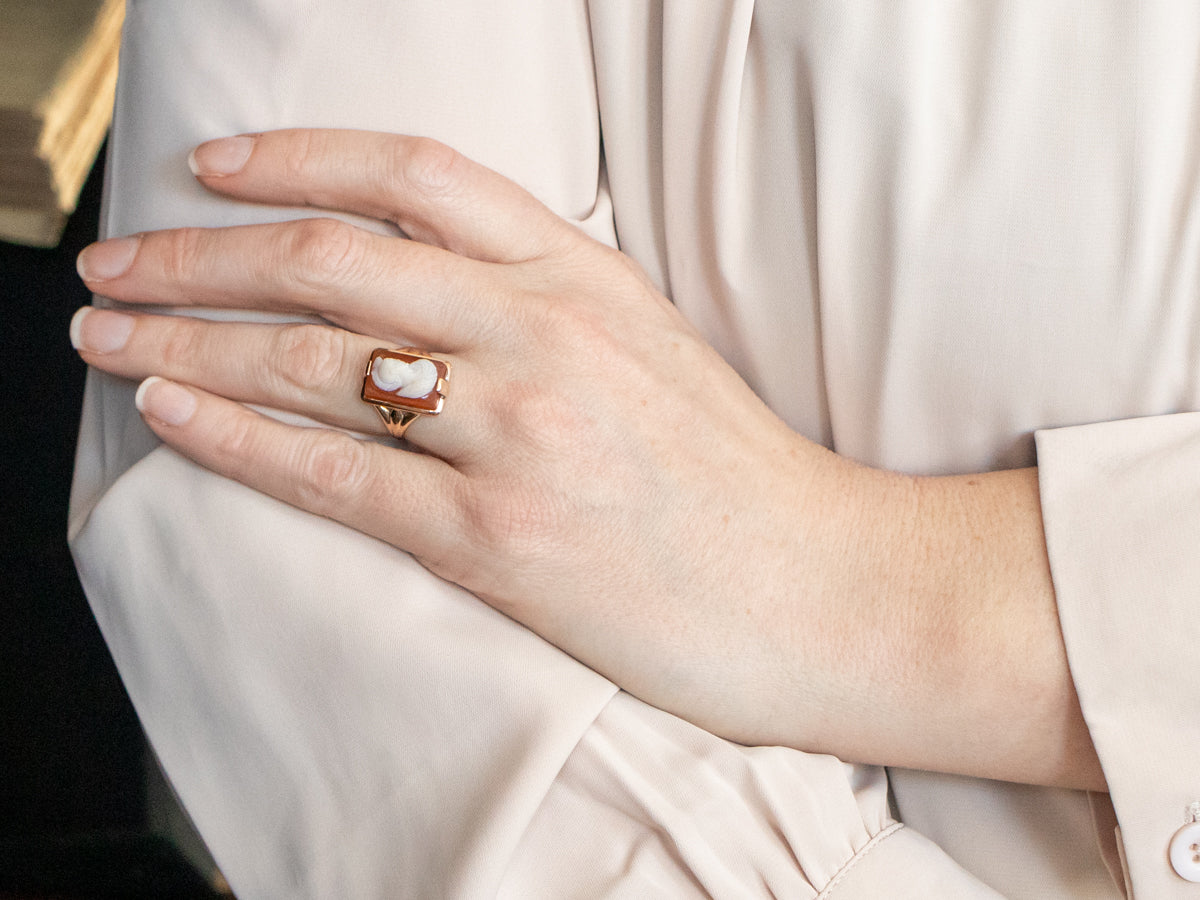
[361,347,450,438]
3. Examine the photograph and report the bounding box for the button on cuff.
[1169,821,1200,882]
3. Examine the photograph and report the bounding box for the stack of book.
[0,0,123,247]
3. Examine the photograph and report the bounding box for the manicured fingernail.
[70,307,134,353]
[135,377,196,426]
[188,135,255,176]
[77,236,139,281]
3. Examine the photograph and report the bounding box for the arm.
[74,128,1103,792]
[791,463,1104,791]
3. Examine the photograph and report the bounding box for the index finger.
[189,129,575,264]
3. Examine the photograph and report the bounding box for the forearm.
[773,457,1104,791]
[75,124,1105,795]
[906,467,1101,789]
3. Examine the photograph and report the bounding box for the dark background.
[0,153,221,897]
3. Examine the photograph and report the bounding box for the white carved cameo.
[372,356,438,398]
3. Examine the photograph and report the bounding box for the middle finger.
[75,218,506,351]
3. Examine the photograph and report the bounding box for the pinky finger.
[134,376,464,560]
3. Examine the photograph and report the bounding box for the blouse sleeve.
[68,2,619,896]
[1037,412,1200,898]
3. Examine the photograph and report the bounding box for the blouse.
[70,1,1200,896]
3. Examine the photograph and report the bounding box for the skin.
[72,129,1105,791]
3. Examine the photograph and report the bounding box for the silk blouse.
[71,2,1200,896]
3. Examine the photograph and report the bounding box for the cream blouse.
[71,1,1200,896]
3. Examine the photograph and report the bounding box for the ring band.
[361,347,450,439]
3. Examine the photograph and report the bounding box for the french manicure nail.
[135,377,196,426]
[188,135,255,176]
[69,307,134,353]
[77,236,139,282]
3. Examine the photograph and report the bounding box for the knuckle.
[285,217,363,289]
[293,431,372,516]
[465,482,558,564]
[158,316,204,367]
[272,324,348,394]
[159,228,207,284]
[531,297,616,359]
[214,411,260,467]
[280,129,326,183]
[490,380,548,434]
[605,244,657,292]
[396,137,465,203]
[496,379,589,459]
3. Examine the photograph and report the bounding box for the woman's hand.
[72,129,1103,790]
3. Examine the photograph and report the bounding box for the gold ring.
[361,347,450,439]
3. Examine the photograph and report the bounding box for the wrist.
[788,460,1103,789]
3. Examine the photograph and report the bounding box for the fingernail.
[77,236,139,281]
[135,377,196,426]
[70,307,134,353]
[188,135,255,176]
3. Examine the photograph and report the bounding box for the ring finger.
[70,306,484,460]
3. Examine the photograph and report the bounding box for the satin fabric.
[71,1,1200,896]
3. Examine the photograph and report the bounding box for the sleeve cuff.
[1037,412,1200,897]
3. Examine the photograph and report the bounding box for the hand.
[72,129,856,741]
[73,129,1103,790]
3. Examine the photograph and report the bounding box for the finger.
[187,129,574,263]
[70,307,485,460]
[76,218,501,350]
[131,375,465,565]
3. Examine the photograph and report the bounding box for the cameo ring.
[361,347,450,439]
